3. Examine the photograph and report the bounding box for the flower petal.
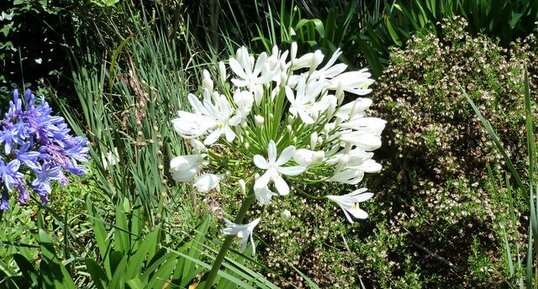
[193,174,223,193]
[278,166,305,176]
[273,174,290,195]
[275,145,296,166]
[253,155,269,169]
[254,170,272,189]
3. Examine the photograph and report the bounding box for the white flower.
[327,188,373,223]
[169,154,204,182]
[254,184,275,206]
[233,90,254,120]
[308,48,348,81]
[172,93,241,145]
[253,140,306,196]
[291,49,324,72]
[193,173,223,193]
[326,147,373,167]
[334,98,373,121]
[329,168,364,184]
[285,78,324,124]
[223,218,260,254]
[325,68,374,95]
[229,47,276,90]
[101,147,119,169]
[293,148,325,167]
[340,117,387,132]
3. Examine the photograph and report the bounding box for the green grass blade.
[85,259,108,289]
[463,89,525,194]
[290,264,320,289]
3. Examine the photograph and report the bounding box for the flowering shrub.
[170,42,385,263]
[363,17,537,288]
[0,89,89,210]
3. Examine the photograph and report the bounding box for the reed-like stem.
[203,194,256,289]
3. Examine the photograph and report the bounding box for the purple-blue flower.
[0,89,90,210]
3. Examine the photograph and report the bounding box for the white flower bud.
[281,209,292,220]
[309,50,324,73]
[272,45,279,58]
[245,142,250,149]
[253,85,264,106]
[239,179,246,194]
[310,132,318,150]
[290,42,297,61]
[336,82,344,105]
[287,124,293,131]
[219,61,227,83]
[255,115,264,127]
[287,115,294,124]
[202,69,213,92]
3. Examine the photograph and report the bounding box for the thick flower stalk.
[170,43,385,288]
[0,89,89,211]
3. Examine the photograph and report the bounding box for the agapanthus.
[170,43,385,252]
[0,89,89,210]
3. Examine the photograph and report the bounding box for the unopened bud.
[336,82,344,105]
[310,132,318,150]
[255,115,264,126]
[281,209,292,220]
[287,124,293,131]
[290,42,297,61]
[202,69,213,92]
[219,61,227,83]
[239,179,246,195]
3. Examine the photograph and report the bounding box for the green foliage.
[84,196,206,289]
[0,204,39,275]
[63,21,197,223]
[1,228,77,289]
[248,184,365,287]
[363,17,537,288]
[255,1,385,75]
[90,0,121,7]
[356,0,538,77]
[467,72,537,288]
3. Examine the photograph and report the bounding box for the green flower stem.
[203,194,256,289]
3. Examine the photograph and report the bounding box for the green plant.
[63,20,198,223]
[254,1,386,75]
[356,0,538,77]
[364,17,536,288]
[466,72,537,288]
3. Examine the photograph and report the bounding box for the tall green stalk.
[203,195,256,289]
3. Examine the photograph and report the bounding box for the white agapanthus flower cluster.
[170,43,385,253]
